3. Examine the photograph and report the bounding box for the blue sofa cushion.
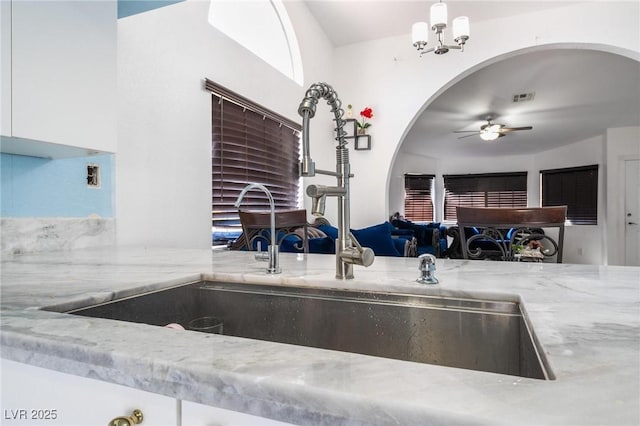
[417,245,437,256]
[316,222,402,257]
[391,228,414,237]
[391,219,438,247]
[317,224,339,240]
[279,234,335,254]
[308,236,335,254]
[352,222,401,257]
[241,231,335,255]
[392,237,407,256]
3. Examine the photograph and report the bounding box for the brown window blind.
[404,174,434,222]
[444,172,528,221]
[541,164,598,225]
[207,80,301,236]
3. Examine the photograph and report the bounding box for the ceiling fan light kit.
[480,124,503,141]
[411,1,469,56]
[480,133,501,141]
[456,119,534,141]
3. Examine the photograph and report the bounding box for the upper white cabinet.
[1,1,12,137]
[1,0,117,157]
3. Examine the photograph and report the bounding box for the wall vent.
[512,92,535,103]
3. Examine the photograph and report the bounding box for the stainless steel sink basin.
[54,281,553,380]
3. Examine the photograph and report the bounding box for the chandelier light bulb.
[412,22,429,45]
[430,2,447,29]
[452,16,470,40]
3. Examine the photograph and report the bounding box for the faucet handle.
[340,232,375,267]
[254,241,269,261]
[340,246,375,267]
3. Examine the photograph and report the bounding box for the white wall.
[388,151,440,221]
[116,0,333,248]
[606,126,640,265]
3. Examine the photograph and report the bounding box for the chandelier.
[411,1,470,56]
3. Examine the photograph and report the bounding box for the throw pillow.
[352,222,401,257]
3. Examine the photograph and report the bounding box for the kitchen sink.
[52,280,552,380]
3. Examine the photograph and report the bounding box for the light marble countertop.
[1,247,639,425]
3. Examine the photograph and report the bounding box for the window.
[541,165,598,225]
[443,172,528,221]
[404,174,434,222]
[207,80,301,245]
[208,0,303,85]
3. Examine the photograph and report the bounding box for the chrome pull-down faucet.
[234,183,281,274]
[298,82,374,279]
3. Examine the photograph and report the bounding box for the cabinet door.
[181,400,294,426]
[10,0,116,153]
[1,359,178,426]
[1,0,11,136]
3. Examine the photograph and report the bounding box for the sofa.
[230,218,413,257]
[390,218,448,257]
[313,220,412,257]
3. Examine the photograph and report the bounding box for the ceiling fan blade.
[457,133,480,139]
[453,130,481,133]
[500,126,533,133]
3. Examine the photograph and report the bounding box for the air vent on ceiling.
[512,92,535,103]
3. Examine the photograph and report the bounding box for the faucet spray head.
[307,184,346,217]
[311,194,326,217]
[306,185,326,216]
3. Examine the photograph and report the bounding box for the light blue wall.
[118,0,185,19]
[0,153,114,217]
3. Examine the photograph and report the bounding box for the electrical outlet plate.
[87,164,100,188]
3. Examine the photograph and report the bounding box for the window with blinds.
[404,174,434,222]
[207,80,301,244]
[541,164,598,225]
[444,172,528,221]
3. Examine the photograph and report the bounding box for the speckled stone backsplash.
[1,218,115,256]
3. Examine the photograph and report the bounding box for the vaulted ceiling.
[402,49,640,158]
[117,1,639,158]
[304,1,580,48]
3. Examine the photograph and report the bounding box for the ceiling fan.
[455,118,533,141]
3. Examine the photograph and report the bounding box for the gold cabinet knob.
[108,409,143,426]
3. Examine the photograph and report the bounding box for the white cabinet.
[1,0,12,137]
[1,359,179,426]
[181,400,294,426]
[1,0,117,157]
[1,359,296,426]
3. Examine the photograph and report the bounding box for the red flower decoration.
[360,107,373,119]
[357,107,374,129]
